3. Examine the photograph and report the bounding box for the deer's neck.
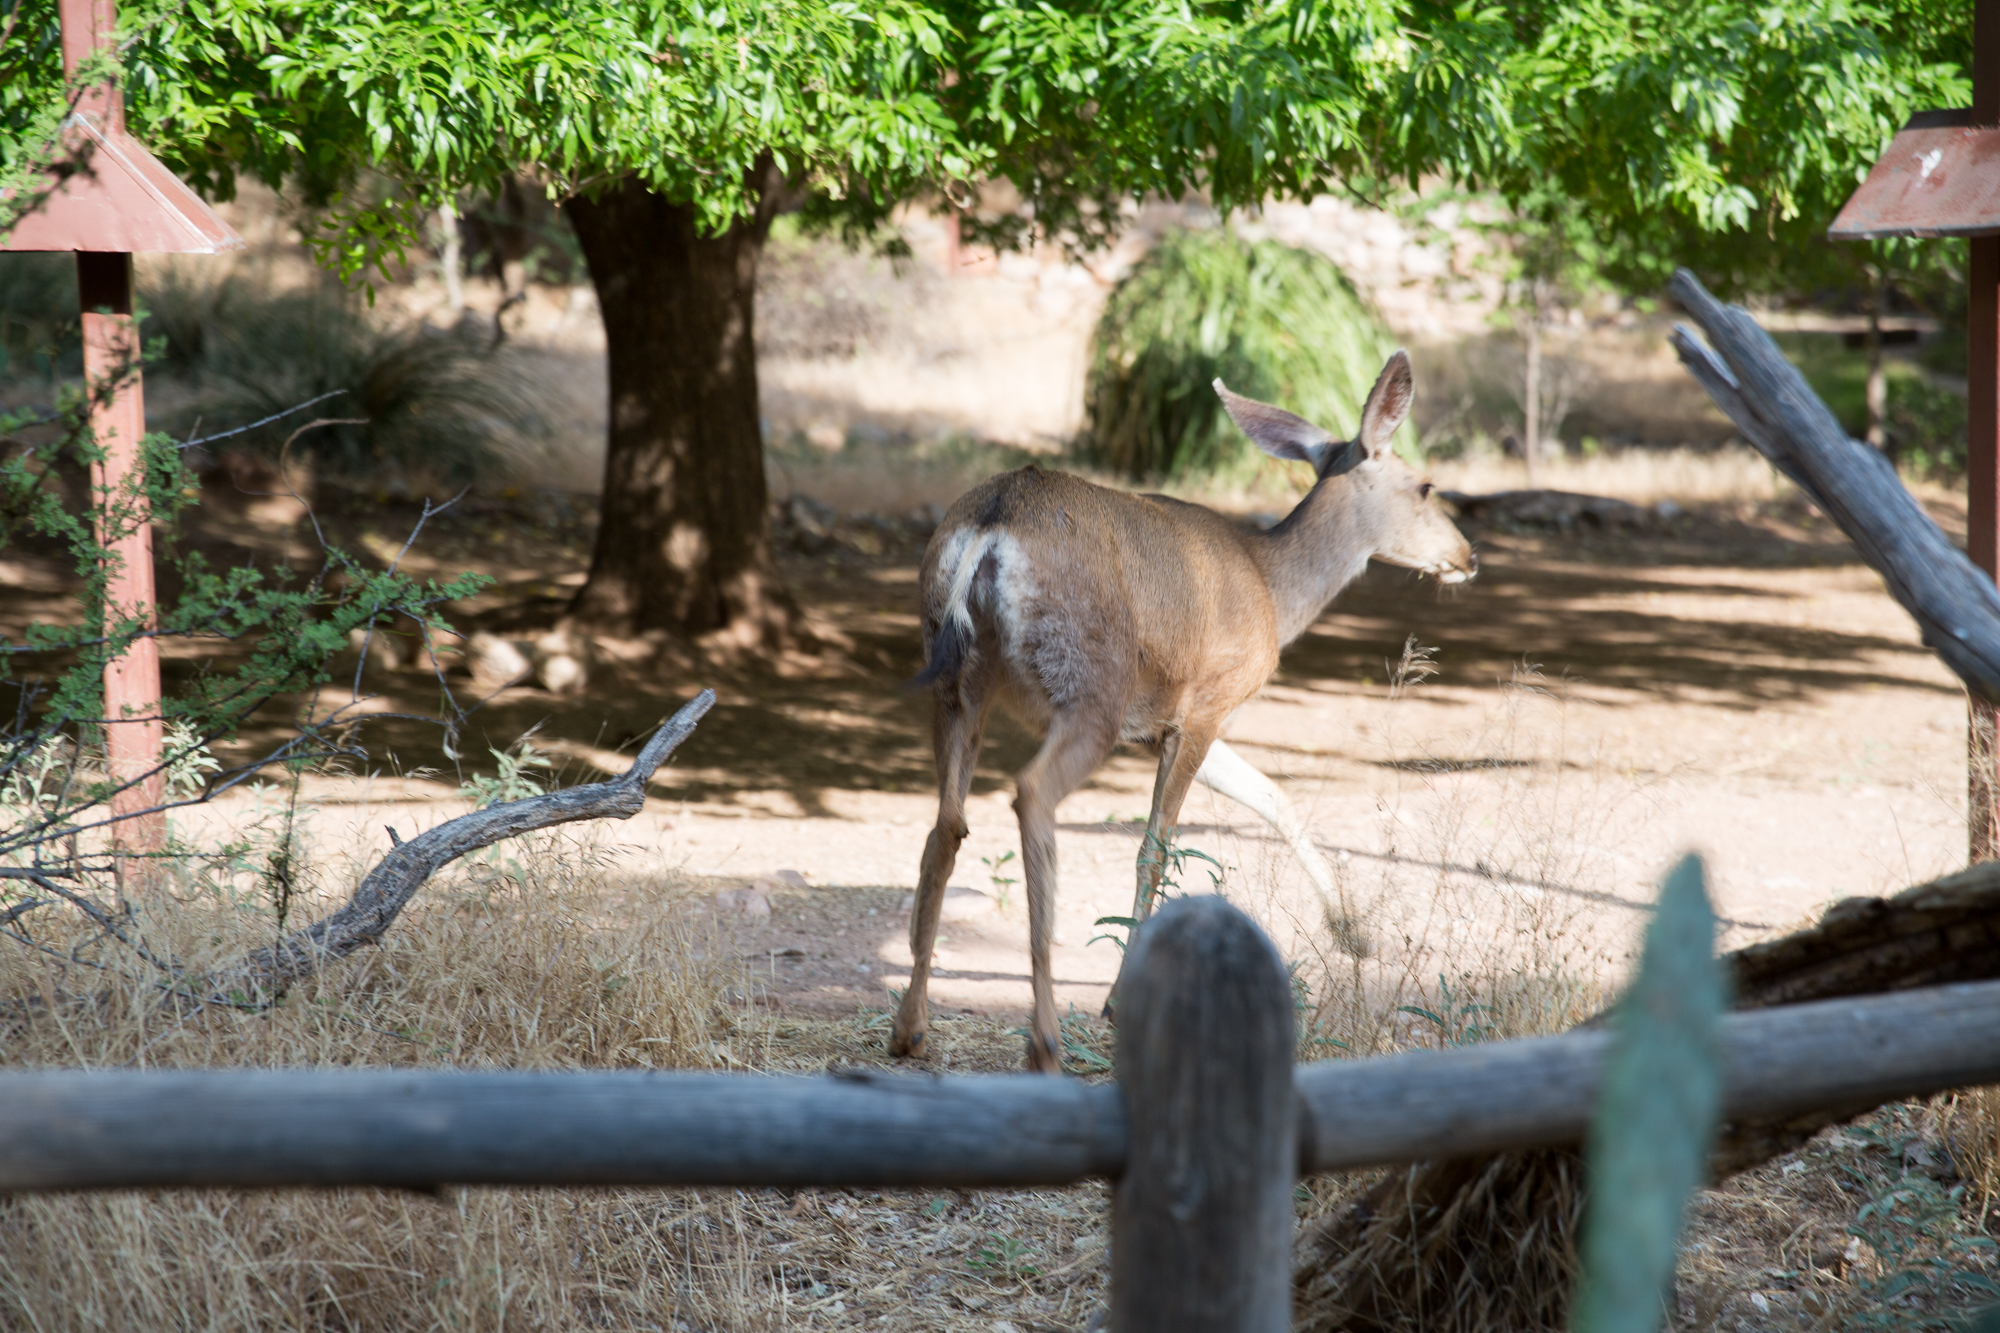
[1250,477,1379,646]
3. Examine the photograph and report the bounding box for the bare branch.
[200,690,715,1002]
[176,392,352,452]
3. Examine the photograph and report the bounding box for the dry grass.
[1276,644,1622,1066]
[2,670,1995,1330]
[0,822,751,1331]
[0,802,1122,1332]
[1426,441,1795,507]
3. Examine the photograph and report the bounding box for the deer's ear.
[1214,380,1332,468]
[1356,351,1414,458]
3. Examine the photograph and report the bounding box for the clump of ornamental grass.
[1082,226,1402,482]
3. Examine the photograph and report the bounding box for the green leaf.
[1570,854,1728,1333]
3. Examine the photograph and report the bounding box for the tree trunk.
[565,169,801,649]
[1523,302,1542,489]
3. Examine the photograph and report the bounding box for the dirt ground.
[15,454,1948,1040]
[3,446,1991,1330]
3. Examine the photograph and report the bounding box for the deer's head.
[1215,351,1476,584]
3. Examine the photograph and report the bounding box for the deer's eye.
[1418,482,1434,501]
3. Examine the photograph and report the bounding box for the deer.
[890,351,1476,1072]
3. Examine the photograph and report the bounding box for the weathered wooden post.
[1110,895,1296,1332]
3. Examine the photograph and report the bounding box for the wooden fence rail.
[3,962,1997,1195]
[4,899,1997,1332]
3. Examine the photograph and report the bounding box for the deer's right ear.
[1214,380,1333,468]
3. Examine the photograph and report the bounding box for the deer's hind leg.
[891,674,994,1061]
[1014,706,1119,1073]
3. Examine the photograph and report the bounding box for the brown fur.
[892,353,1475,1070]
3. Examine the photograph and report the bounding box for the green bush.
[1081,228,1400,481]
[1885,375,1968,478]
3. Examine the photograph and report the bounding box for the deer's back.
[923,467,1280,731]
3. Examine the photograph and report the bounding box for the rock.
[839,525,885,557]
[531,627,590,695]
[537,653,587,694]
[1653,499,1685,522]
[714,886,772,917]
[773,869,810,890]
[1441,489,1653,533]
[783,494,838,554]
[466,631,531,694]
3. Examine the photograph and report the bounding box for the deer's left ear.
[1356,351,1414,459]
[1214,380,1334,469]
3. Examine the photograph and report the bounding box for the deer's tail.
[907,529,998,692]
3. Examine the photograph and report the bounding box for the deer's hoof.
[1024,1031,1063,1074]
[888,1024,927,1059]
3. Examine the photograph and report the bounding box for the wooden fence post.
[1110,894,1296,1332]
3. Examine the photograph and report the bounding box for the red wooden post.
[2,0,241,880]
[1972,0,2000,861]
[77,249,164,859]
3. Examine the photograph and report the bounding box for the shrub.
[1081,228,1400,481]
[144,267,552,493]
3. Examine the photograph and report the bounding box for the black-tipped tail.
[904,617,968,692]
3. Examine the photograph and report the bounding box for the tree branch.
[1667,268,2000,704]
[202,690,714,1003]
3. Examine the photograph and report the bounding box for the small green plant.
[1845,1173,2000,1326]
[968,1233,1040,1278]
[1825,1119,2000,1329]
[980,848,1018,912]
[1289,962,1350,1057]
[1058,1006,1113,1073]
[457,731,553,809]
[1089,834,1224,955]
[1398,976,1499,1048]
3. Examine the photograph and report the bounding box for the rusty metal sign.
[1829,109,2000,241]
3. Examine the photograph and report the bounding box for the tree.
[1,0,1971,644]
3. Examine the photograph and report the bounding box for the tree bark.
[1523,303,1542,489]
[565,168,802,649]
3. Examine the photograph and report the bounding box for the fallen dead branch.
[1292,851,2000,1333]
[200,689,714,1004]
[1666,266,2000,704]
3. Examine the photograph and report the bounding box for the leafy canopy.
[0,0,1972,290]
